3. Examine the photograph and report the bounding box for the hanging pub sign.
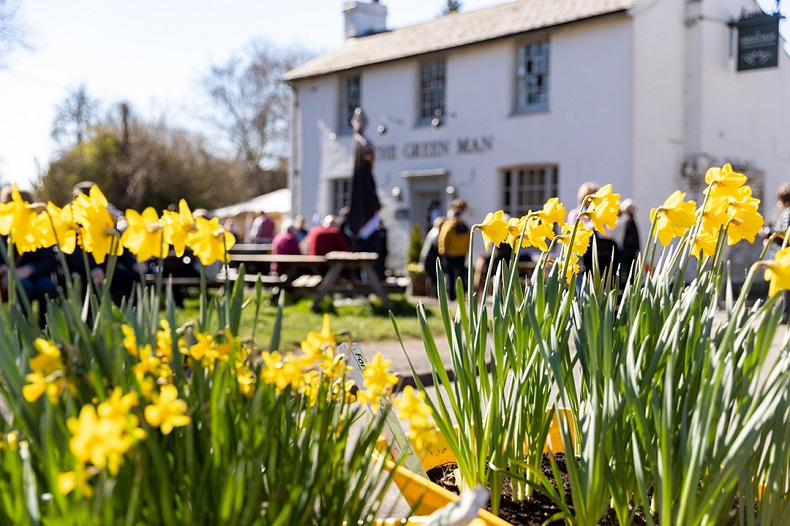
[733,11,783,72]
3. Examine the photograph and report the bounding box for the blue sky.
[0,0,785,188]
[0,0,503,187]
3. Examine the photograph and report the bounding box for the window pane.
[419,60,445,121]
[338,75,361,133]
[515,39,550,113]
[501,165,559,218]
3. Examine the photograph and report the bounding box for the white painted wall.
[289,0,790,274]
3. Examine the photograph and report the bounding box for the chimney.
[343,1,388,39]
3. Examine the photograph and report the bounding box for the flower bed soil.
[426,454,744,525]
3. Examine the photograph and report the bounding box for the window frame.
[417,58,446,126]
[514,38,550,115]
[338,74,361,135]
[330,177,352,214]
[501,164,559,218]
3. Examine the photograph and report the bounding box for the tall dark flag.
[347,108,380,237]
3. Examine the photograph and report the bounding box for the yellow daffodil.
[67,404,133,475]
[57,470,94,497]
[557,222,593,257]
[361,353,398,392]
[705,163,747,198]
[144,385,190,434]
[44,202,79,254]
[28,338,63,375]
[393,386,432,421]
[764,247,790,297]
[357,353,398,409]
[72,186,121,264]
[22,372,47,403]
[97,387,140,423]
[726,186,763,246]
[406,415,438,456]
[540,197,567,225]
[692,227,719,260]
[300,314,336,359]
[506,215,530,248]
[0,184,47,255]
[187,215,236,266]
[161,199,196,257]
[478,210,510,251]
[121,207,167,262]
[650,190,697,246]
[237,366,256,398]
[698,196,730,234]
[156,320,173,358]
[261,351,305,392]
[585,184,620,233]
[121,324,139,357]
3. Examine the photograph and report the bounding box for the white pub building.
[284,0,790,277]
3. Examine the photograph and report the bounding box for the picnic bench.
[147,248,403,311]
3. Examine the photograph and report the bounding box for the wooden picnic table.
[309,251,392,311]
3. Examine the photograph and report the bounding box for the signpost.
[732,11,783,72]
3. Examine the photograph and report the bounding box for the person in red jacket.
[307,215,350,256]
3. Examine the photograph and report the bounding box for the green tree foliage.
[36,116,249,211]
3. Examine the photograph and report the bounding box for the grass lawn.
[172,291,444,352]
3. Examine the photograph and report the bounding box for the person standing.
[249,211,275,244]
[420,215,445,296]
[764,183,790,322]
[617,198,641,284]
[438,199,471,301]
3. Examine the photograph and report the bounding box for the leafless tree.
[51,84,100,147]
[198,40,313,195]
[0,0,30,66]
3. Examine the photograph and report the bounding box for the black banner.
[735,12,782,72]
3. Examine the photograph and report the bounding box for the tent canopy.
[211,188,291,219]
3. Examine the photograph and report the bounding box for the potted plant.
[387,165,790,525]
[407,224,428,296]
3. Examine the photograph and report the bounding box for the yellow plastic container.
[375,409,573,526]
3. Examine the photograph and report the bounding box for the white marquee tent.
[210,188,291,219]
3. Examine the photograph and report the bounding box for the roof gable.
[284,0,639,81]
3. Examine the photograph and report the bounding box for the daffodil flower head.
[44,202,79,254]
[692,226,720,261]
[540,197,567,225]
[300,314,336,360]
[558,222,593,257]
[705,163,747,198]
[478,210,510,251]
[121,207,167,262]
[187,215,236,266]
[144,385,191,435]
[725,186,763,246]
[764,247,790,297]
[0,183,48,255]
[72,186,121,264]
[67,404,134,475]
[162,199,195,257]
[394,386,432,421]
[650,190,697,246]
[584,184,621,234]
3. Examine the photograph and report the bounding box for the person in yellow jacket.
[438,198,471,301]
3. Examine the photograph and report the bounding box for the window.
[338,74,361,134]
[419,59,445,124]
[515,40,550,113]
[502,165,558,217]
[331,178,351,214]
